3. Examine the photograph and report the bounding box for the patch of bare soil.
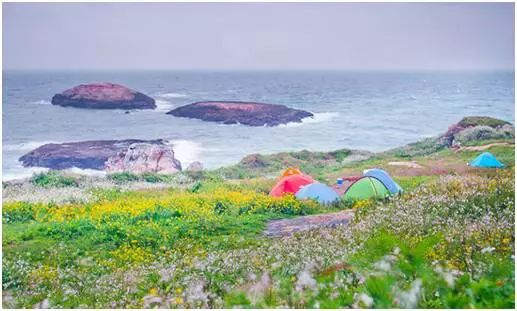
[264,210,354,237]
[388,161,423,168]
[457,142,513,151]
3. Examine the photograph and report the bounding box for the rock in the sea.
[105,143,182,174]
[186,161,203,172]
[167,101,313,127]
[18,139,181,172]
[51,82,156,110]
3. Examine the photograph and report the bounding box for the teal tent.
[469,152,504,168]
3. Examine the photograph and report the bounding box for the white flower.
[295,267,317,292]
[396,278,422,308]
[142,295,163,308]
[481,246,495,254]
[357,293,374,307]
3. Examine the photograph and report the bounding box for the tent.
[295,182,340,205]
[363,168,403,194]
[469,152,505,168]
[281,167,303,178]
[270,174,314,197]
[343,176,390,201]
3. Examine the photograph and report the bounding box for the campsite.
[2,116,514,308]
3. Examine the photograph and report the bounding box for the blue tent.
[363,168,403,194]
[469,152,505,168]
[295,182,339,205]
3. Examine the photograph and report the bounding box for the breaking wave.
[156,92,189,99]
[29,100,51,105]
[155,99,176,112]
[278,112,340,128]
[165,139,203,168]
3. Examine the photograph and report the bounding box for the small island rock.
[51,82,156,110]
[167,101,313,127]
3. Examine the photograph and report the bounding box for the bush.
[141,172,174,183]
[455,126,501,144]
[30,171,78,188]
[389,137,444,158]
[107,172,139,183]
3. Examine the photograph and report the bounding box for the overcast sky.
[2,2,515,71]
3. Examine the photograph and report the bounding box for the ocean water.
[2,70,515,180]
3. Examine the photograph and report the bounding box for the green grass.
[107,172,179,184]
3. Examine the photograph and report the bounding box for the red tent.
[270,174,314,197]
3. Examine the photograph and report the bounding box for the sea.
[2,70,515,181]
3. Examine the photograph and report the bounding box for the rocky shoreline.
[10,116,515,184]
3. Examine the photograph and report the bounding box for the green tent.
[343,176,390,201]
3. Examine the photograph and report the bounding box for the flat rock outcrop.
[51,83,156,110]
[19,139,181,173]
[167,101,313,126]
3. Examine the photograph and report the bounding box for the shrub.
[389,137,444,158]
[455,126,497,143]
[30,171,78,188]
[141,173,174,183]
[107,172,139,183]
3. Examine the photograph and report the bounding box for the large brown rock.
[51,83,156,110]
[105,143,182,174]
[167,101,313,126]
[18,139,181,172]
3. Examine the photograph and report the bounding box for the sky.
[2,2,515,71]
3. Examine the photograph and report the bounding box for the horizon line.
[3,68,515,73]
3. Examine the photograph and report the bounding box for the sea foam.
[278,112,340,128]
[155,99,176,112]
[156,92,189,99]
[166,139,203,168]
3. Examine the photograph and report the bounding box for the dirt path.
[458,142,513,151]
[264,210,354,237]
[388,161,423,168]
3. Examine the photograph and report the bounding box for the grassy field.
[2,122,515,308]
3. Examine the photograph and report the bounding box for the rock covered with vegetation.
[51,83,156,110]
[167,101,314,126]
[441,116,513,147]
[387,116,514,158]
